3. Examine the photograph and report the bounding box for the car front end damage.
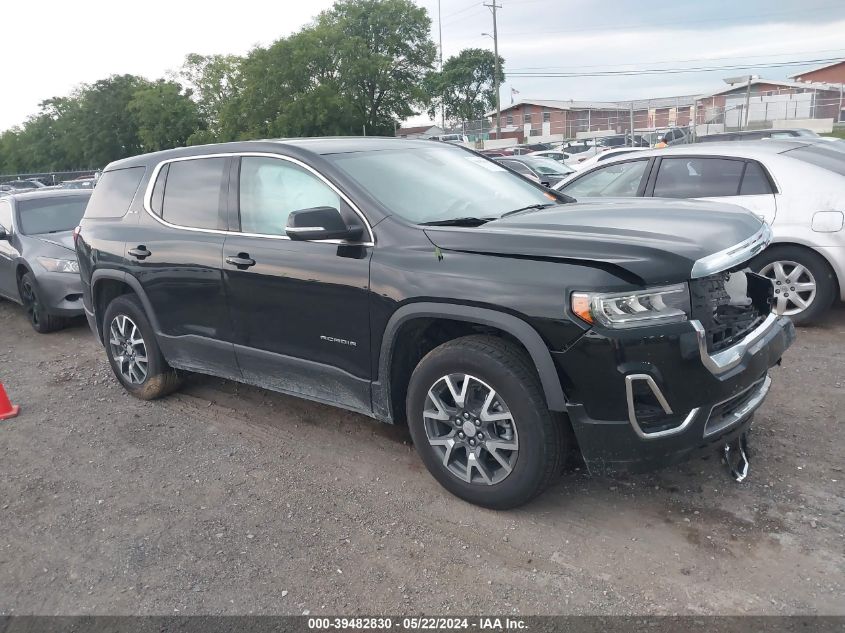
[555,230,795,478]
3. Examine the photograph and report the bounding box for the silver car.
[0,190,91,332]
[554,139,845,324]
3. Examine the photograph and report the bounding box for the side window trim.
[142,152,374,245]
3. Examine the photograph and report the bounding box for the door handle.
[128,246,151,259]
[225,253,256,269]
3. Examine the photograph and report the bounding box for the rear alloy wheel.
[752,245,836,326]
[19,272,64,333]
[108,314,149,385]
[103,294,182,400]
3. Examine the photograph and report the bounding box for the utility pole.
[437,0,445,131]
[629,102,635,147]
[484,1,502,139]
[743,74,753,130]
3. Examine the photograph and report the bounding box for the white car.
[554,139,845,324]
[571,147,648,171]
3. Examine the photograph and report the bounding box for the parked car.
[597,134,650,149]
[0,189,92,332]
[61,178,96,190]
[430,133,469,144]
[558,140,600,165]
[528,149,573,163]
[554,139,845,324]
[571,147,648,171]
[76,138,793,508]
[495,155,575,187]
[656,127,691,147]
[0,180,41,192]
[697,128,819,143]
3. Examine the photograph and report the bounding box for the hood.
[32,231,75,252]
[423,198,765,285]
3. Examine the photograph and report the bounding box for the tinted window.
[18,196,89,235]
[84,167,145,218]
[239,157,341,235]
[653,158,743,198]
[560,160,648,198]
[740,162,773,195]
[0,201,11,230]
[162,158,227,230]
[329,145,558,224]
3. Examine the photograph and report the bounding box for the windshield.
[18,196,89,234]
[327,146,559,223]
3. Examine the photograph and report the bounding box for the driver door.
[222,155,373,413]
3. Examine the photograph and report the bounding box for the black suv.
[76,138,794,509]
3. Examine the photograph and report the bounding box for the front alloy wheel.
[108,314,149,384]
[759,260,817,317]
[424,373,519,485]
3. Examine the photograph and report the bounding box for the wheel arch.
[373,303,568,425]
[91,271,160,343]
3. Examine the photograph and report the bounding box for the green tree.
[317,0,437,135]
[73,74,151,166]
[427,48,504,124]
[180,53,243,142]
[129,80,202,151]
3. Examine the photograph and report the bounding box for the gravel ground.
[0,299,843,616]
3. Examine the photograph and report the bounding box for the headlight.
[571,283,690,328]
[36,257,80,274]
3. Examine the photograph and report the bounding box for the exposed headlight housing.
[572,283,690,329]
[37,257,80,274]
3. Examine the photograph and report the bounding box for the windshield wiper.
[500,203,557,218]
[419,217,495,227]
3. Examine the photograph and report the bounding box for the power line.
[507,48,845,72]
[508,57,845,78]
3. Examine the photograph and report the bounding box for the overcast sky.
[1,0,844,131]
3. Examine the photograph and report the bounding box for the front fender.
[373,302,570,422]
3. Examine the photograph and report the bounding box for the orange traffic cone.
[0,383,20,420]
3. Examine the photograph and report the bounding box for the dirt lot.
[0,299,843,616]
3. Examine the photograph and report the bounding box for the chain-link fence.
[0,169,99,187]
[449,89,845,147]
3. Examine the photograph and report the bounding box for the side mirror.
[285,206,364,242]
[0,226,7,240]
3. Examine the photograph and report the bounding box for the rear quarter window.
[83,167,146,218]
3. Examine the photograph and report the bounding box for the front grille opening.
[690,270,772,353]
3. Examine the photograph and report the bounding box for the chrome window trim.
[624,373,699,440]
[690,311,779,376]
[140,152,375,246]
[689,223,771,279]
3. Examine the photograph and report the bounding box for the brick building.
[789,60,845,85]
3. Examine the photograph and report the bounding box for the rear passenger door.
[130,156,239,376]
[648,156,777,223]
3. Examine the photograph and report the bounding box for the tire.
[750,245,837,326]
[406,334,564,509]
[19,272,65,333]
[102,294,182,400]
